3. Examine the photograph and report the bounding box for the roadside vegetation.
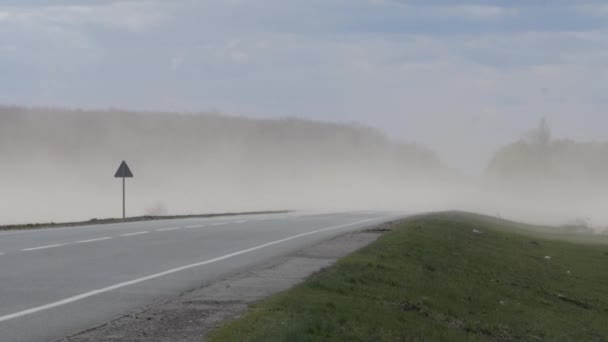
[210,212,608,341]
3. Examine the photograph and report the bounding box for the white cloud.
[170,53,186,71]
[439,5,518,19]
[222,39,250,64]
[0,1,606,172]
[0,1,170,32]
[577,3,608,17]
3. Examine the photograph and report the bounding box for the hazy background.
[0,107,458,224]
[0,1,607,228]
[1,107,607,231]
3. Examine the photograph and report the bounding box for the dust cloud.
[0,107,606,232]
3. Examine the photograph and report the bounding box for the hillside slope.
[211,213,608,341]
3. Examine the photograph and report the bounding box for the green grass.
[209,212,608,342]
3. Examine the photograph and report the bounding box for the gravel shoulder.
[60,224,391,342]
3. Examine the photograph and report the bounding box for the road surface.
[0,211,396,342]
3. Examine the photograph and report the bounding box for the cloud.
[0,0,607,172]
[221,40,251,64]
[443,5,517,19]
[578,3,608,18]
[170,54,186,71]
[0,1,170,32]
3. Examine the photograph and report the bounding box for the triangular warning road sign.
[114,161,134,178]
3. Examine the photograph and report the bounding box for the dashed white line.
[22,244,64,252]
[76,237,112,244]
[211,222,226,226]
[185,225,204,229]
[157,227,181,232]
[120,231,149,237]
[233,220,247,224]
[0,216,382,324]
[0,253,4,255]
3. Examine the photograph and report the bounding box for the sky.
[0,0,607,173]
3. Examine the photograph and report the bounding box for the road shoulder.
[61,223,392,342]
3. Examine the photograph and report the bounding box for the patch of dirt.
[365,220,397,233]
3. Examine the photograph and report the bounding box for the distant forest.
[0,106,446,178]
[485,118,608,197]
[0,106,449,224]
[1,107,606,225]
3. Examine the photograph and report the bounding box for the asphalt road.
[0,211,396,342]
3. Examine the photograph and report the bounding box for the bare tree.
[537,117,551,145]
[525,117,551,145]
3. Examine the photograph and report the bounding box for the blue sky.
[1,0,607,172]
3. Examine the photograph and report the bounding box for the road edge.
[0,210,290,232]
[60,220,398,342]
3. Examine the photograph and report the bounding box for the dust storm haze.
[1,2,607,230]
[0,106,454,225]
[1,106,607,231]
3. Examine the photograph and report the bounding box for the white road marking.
[233,220,247,224]
[157,227,181,232]
[75,237,112,244]
[0,253,4,255]
[120,231,149,237]
[22,244,64,252]
[185,225,204,229]
[211,222,226,226]
[0,217,382,324]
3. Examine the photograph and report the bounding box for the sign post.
[114,161,134,219]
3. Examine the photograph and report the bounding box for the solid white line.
[75,237,112,244]
[157,227,181,232]
[0,217,382,324]
[120,231,149,237]
[22,244,64,252]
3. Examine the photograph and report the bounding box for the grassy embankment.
[210,212,608,341]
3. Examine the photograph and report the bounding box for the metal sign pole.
[122,176,126,219]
